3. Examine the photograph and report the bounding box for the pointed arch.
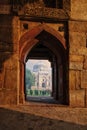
[19,23,66,62]
[19,23,68,104]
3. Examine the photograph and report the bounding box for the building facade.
[32,62,52,90]
[0,0,87,107]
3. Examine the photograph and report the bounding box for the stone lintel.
[18,6,69,20]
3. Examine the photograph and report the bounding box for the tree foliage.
[26,69,35,89]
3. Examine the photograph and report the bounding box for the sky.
[26,59,51,72]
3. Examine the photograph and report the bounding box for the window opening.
[25,59,52,102]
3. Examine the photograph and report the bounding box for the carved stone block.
[69,70,76,90]
[4,68,17,90]
[70,55,84,62]
[81,70,87,88]
[70,47,87,56]
[75,71,81,90]
[69,32,86,47]
[4,54,18,69]
[86,89,87,107]
[71,1,87,20]
[4,90,17,104]
[69,21,87,32]
[0,91,4,105]
[70,90,85,107]
[83,56,87,70]
[19,5,69,19]
[0,81,2,89]
[69,70,81,90]
[70,62,83,70]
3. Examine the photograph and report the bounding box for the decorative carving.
[0,1,69,19]
[10,0,69,19]
[12,0,45,13]
[19,5,68,19]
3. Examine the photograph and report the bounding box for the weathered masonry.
[0,0,87,107]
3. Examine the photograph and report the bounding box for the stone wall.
[71,0,87,20]
[0,1,10,4]
[0,15,20,104]
[0,0,87,107]
[69,21,87,107]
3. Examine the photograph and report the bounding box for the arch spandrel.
[19,23,66,51]
[19,23,68,104]
[19,24,66,63]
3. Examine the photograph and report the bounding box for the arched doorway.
[19,24,68,105]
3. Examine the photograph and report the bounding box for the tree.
[26,69,35,89]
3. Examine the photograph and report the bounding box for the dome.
[33,62,48,72]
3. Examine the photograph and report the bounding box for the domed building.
[33,62,48,72]
[32,62,52,91]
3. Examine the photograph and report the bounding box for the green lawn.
[26,89,51,96]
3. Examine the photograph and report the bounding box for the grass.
[26,89,51,96]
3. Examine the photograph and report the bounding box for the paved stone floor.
[0,102,87,130]
[26,96,59,104]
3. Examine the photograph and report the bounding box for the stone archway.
[19,23,68,104]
